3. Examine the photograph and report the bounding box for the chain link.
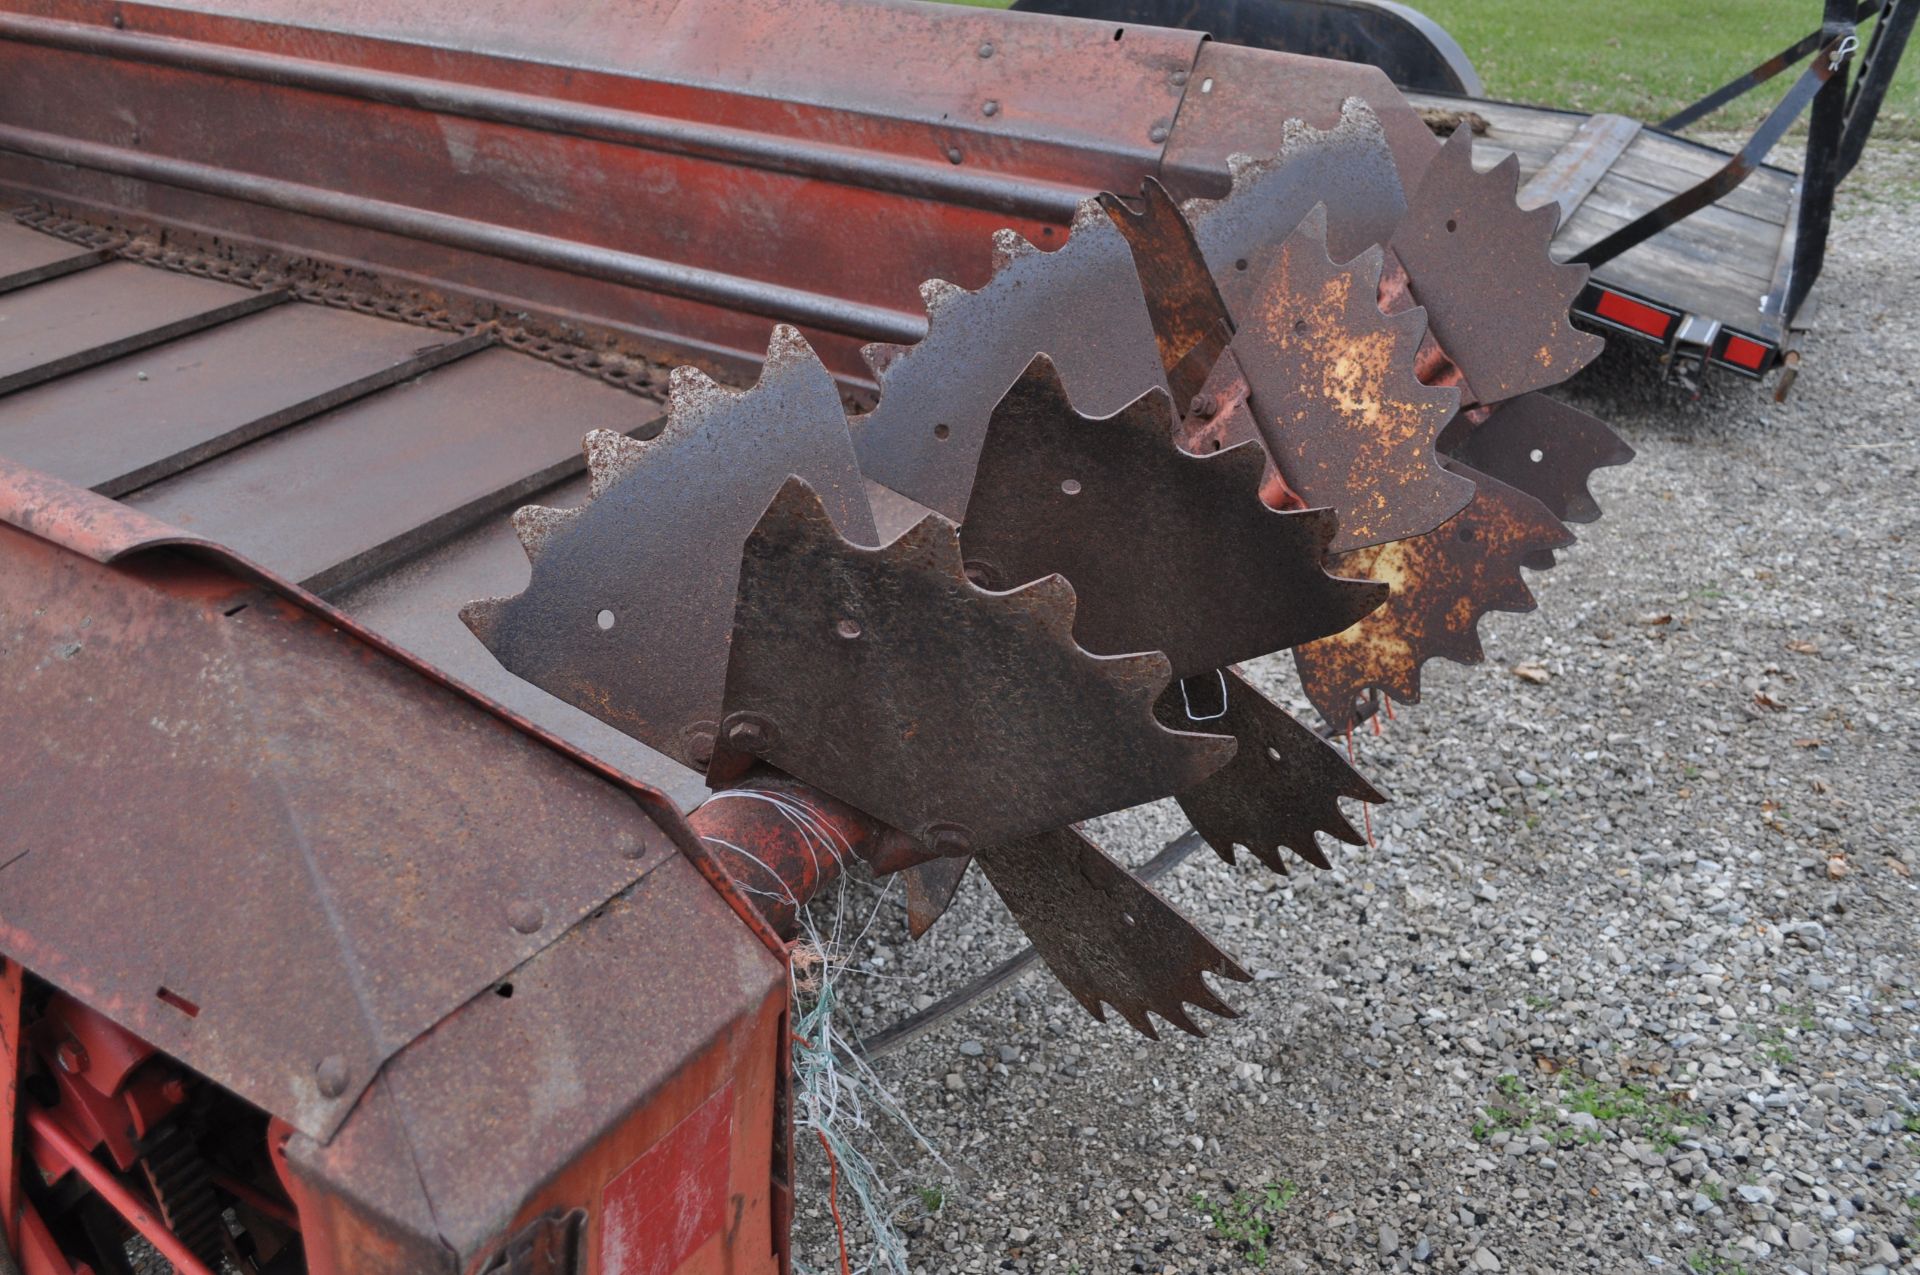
[13,205,670,397]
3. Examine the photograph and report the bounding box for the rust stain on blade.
[1293,464,1574,734]
[1096,177,1234,414]
[1230,208,1468,554]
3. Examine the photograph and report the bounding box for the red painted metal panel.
[599,1083,734,1275]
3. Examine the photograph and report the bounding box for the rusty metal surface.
[0,0,1204,386]
[959,357,1387,678]
[364,855,784,1266]
[463,326,876,772]
[330,472,712,812]
[0,523,680,1141]
[1154,668,1383,873]
[1159,41,1438,208]
[688,775,913,934]
[124,345,653,593]
[1293,465,1575,733]
[0,217,108,293]
[851,197,1168,519]
[902,857,974,940]
[1184,98,1414,315]
[717,477,1232,854]
[0,302,480,497]
[1438,392,1635,525]
[1096,177,1234,413]
[1388,127,1604,406]
[975,824,1248,1038]
[1227,207,1470,553]
[0,261,284,394]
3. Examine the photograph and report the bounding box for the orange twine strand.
[814,1128,852,1275]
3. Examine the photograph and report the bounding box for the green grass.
[935,0,1919,139]
[1421,1,1918,139]
[1191,1181,1300,1266]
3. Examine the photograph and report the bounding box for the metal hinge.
[477,1209,586,1275]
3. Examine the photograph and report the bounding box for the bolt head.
[506,899,545,934]
[982,100,1000,117]
[1149,124,1170,143]
[55,1040,88,1075]
[723,713,775,753]
[977,40,994,57]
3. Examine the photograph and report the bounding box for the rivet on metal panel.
[1172,70,1190,87]
[977,41,994,58]
[946,147,964,165]
[1149,124,1170,143]
[982,101,1000,118]
[314,1056,349,1099]
[506,900,546,934]
[722,712,777,753]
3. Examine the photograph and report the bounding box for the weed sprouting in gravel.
[1191,1181,1300,1266]
[1470,1069,1698,1149]
[1686,1248,1752,1275]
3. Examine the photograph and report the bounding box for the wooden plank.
[1565,175,1787,279]
[1559,199,1776,290]
[1520,114,1643,225]
[125,347,663,594]
[0,262,285,394]
[0,220,109,294]
[1608,136,1798,225]
[331,471,710,811]
[0,304,487,496]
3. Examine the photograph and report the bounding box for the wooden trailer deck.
[1406,92,1804,367]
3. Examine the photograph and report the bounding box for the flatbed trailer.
[1020,0,1917,391]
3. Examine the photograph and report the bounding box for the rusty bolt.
[686,728,716,768]
[506,900,545,934]
[925,823,973,857]
[723,712,777,753]
[54,1039,88,1076]
[315,1055,350,1099]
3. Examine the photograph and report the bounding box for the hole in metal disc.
[1445,218,1458,233]
[934,422,950,440]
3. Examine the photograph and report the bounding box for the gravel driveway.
[792,140,1920,1275]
